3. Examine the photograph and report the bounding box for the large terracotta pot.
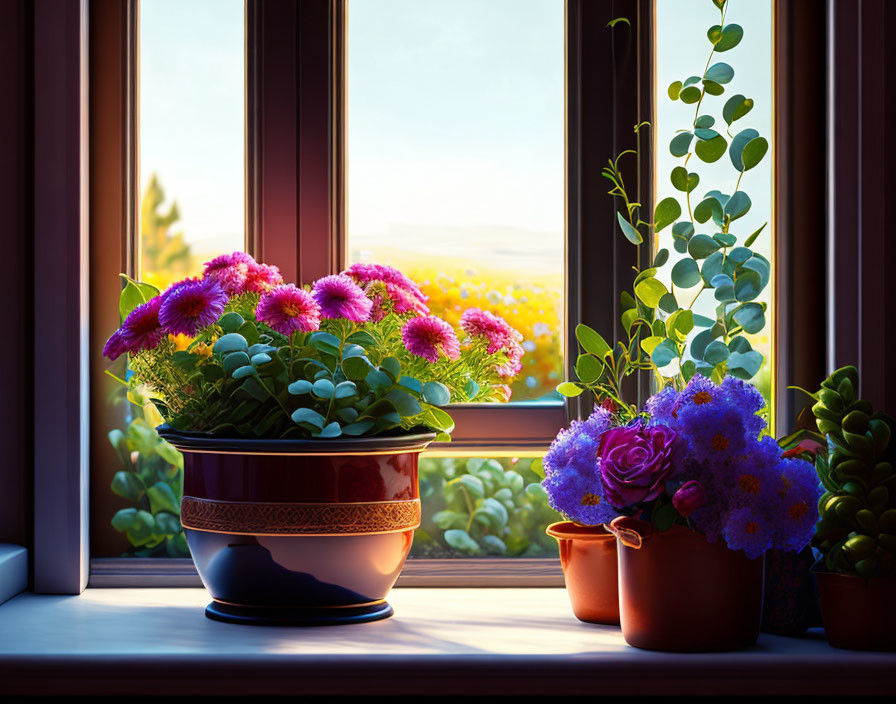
[815,571,896,650]
[609,516,763,652]
[158,426,435,626]
[546,521,619,625]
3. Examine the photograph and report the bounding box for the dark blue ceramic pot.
[157,427,435,626]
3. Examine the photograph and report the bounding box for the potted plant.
[103,253,522,625]
[546,376,821,651]
[801,366,896,650]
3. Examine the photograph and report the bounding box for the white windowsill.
[0,588,893,695]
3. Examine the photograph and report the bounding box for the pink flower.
[672,480,707,517]
[256,284,320,335]
[204,252,253,295]
[311,274,373,322]
[345,262,427,301]
[159,278,228,336]
[494,342,524,378]
[344,263,430,319]
[460,307,522,353]
[598,423,684,509]
[242,260,283,293]
[104,297,166,358]
[496,384,513,402]
[401,316,460,363]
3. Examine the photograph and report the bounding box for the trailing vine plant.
[559,0,770,416]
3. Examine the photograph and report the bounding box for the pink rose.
[598,424,682,508]
[672,480,707,517]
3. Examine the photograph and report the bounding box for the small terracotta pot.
[609,516,763,652]
[546,521,619,625]
[816,571,896,650]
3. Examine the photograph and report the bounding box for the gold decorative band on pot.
[180,497,421,535]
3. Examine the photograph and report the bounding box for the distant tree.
[140,173,196,290]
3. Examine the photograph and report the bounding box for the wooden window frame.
[63,0,844,592]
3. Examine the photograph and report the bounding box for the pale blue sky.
[139,0,244,259]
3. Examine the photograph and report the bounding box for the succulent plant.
[808,366,896,578]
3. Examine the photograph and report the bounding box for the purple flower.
[598,423,683,509]
[542,406,618,525]
[774,456,823,551]
[159,278,228,336]
[672,480,707,517]
[107,296,166,357]
[311,274,373,322]
[401,316,460,363]
[102,329,129,360]
[255,284,321,336]
[646,385,680,425]
[204,252,253,295]
[722,506,772,559]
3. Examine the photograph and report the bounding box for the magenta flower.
[345,262,427,301]
[344,263,430,319]
[312,274,373,322]
[401,316,460,363]
[104,297,166,359]
[256,284,320,335]
[494,342,524,378]
[460,307,523,354]
[672,480,707,517]
[159,278,228,336]
[598,423,683,509]
[204,252,253,295]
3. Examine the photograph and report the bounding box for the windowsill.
[0,588,893,696]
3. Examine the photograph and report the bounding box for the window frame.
[68,0,832,592]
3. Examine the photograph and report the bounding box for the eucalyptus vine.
[559,0,770,413]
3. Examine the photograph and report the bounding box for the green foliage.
[561,0,770,413]
[411,457,559,558]
[805,366,896,578]
[108,417,188,557]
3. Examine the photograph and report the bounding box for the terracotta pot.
[546,522,619,625]
[158,426,435,626]
[609,516,763,652]
[816,571,896,650]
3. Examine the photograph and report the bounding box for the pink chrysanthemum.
[344,263,430,320]
[256,284,321,335]
[401,316,460,363]
[159,278,228,336]
[494,341,524,378]
[345,262,427,302]
[104,297,166,358]
[204,252,253,295]
[311,274,373,322]
[242,260,284,294]
[460,307,523,353]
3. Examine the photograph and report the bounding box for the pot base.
[205,599,394,626]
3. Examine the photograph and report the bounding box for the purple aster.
[401,316,460,363]
[646,385,680,425]
[159,278,228,336]
[108,297,166,356]
[773,456,823,552]
[255,284,321,336]
[722,506,772,559]
[543,406,613,479]
[311,274,373,322]
[543,466,619,526]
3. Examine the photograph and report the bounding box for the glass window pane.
[345,0,565,403]
[138,0,246,290]
[93,1,246,559]
[412,455,558,558]
[654,0,775,421]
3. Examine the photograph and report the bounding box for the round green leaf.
[658,292,679,313]
[671,258,701,288]
[312,378,335,399]
[670,132,695,157]
[671,166,689,191]
[291,407,325,429]
[214,333,248,355]
[679,86,702,104]
[575,354,603,384]
[672,221,695,239]
[668,80,683,100]
[634,277,668,308]
[653,248,670,268]
[704,340,730,365]
[695,135,727,163]
[711,274,736,301]
[250,353,272,366]
[703,80,725,96]
[713,232,737,247]
[218,312,245,334]
[688,234,721,259]
[651,339,679,367]
[724,191,752,221]
[422,381,451,406]
[734,270,762,301]
[728,350,763,379]
[732,302,766,334]
[714,24,743,51]
[729,128,759,170]
[318,422,342,438]
[723,94,753,125]
[694,115,715,129]
[385,388,423,417]
[334,381,358,399]
[288,379,313,395]
[705,62,734,84]
[444,529,481,555]
[654,197,682,233]
[741,137,768,170]
[342,355,372,380]
[729,336,753,353]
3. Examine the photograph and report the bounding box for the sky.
[139,0,245,259]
